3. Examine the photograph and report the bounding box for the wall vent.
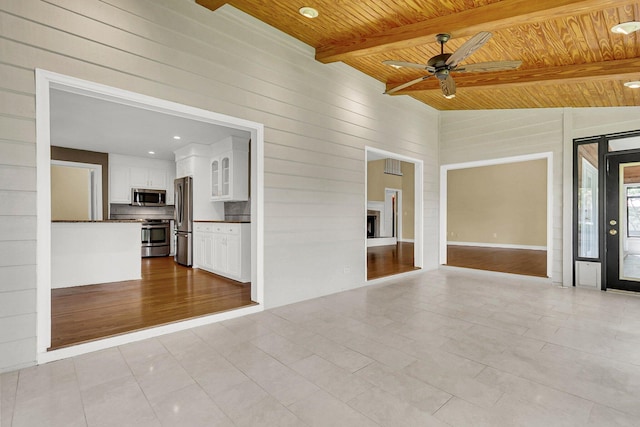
[384,158,403,176]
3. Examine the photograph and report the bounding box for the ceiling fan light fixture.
[611,21,640,35]
[624,81,640,89]
[444,94,455,99]
[299,7,319,19]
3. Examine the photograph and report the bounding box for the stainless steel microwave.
[131,188,166,206]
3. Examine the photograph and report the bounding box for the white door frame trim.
[365,147,424,282]
[35,69,265,363]
[384,187,402,241]
[439,152,554,279]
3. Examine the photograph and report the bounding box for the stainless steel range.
[141,219,171,257]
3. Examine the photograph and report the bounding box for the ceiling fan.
[383,32,521,98]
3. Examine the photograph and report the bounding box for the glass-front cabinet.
[210,136,249,201]
[211,158,219,198]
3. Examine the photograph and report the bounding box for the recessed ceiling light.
[624,81,640,89]
[173,135,181,140]
[299,7,319,19]
[148,151,155,155]
[611,21,640,35]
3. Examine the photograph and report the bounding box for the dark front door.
[605,151,640,291]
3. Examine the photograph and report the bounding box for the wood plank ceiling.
[196,0,640,110]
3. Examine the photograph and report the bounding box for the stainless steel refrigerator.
[174,176,193,266]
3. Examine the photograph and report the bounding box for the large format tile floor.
[3,268,640,426]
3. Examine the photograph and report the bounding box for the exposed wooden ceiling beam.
[316,0,634,64]
[195,0,227,12]
[385,58,640,94]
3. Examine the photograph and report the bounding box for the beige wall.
[51,146,108,219]
[447,159,547,247]
[367,160,415,240]
[51,165,90,221]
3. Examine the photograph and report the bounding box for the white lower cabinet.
[193,222,250,283]
[194,226,214,270]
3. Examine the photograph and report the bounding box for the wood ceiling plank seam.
[621,4,640,58]
[580,11,612,62]
[564,15,600,64]
[537,21,575,66]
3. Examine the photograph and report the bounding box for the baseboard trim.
[367,237,397,247]
[447,241,547,251]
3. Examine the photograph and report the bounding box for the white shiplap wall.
[0,0,439,371]
[440,107,640,285]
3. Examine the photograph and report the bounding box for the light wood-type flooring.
[447,245,547,277]
[367,242,420,280]
[50,256,255,350]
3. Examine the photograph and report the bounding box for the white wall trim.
[367,237,398,247]
[440,152,554,279]
[447,241,547,251]
[562,108,574,287]
[35,69,265,360]
[38,304,263,365]
[385,187,403,240]
[440,265,554,285]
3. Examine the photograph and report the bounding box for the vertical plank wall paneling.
[440,108,640,284]
[0,0,438,371]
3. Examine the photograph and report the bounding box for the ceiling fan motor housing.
[427,53,452,80]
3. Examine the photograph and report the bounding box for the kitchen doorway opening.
[35,69,265,364]
[51,160,102,221]
[365,147,423,281]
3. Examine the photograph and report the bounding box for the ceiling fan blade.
[440,75,456,99]
[445,31,492,67]
[384,75,432,95]
[455,60,523,73]
[383,60,435,72]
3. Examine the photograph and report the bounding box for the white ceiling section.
[49,88,251,160]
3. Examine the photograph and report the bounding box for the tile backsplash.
[224,201,251,222]
[110,204,175,220]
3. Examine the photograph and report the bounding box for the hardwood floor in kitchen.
[446,245,547,277]
[367,242,420,280]
[50,256,255,350]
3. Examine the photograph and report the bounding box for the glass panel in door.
[577,143,599,258]
[605,153,640,291]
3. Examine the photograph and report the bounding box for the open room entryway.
[36,70,264,363]
[365,148,423,280]
[440,153,553,278]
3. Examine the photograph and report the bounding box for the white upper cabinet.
[210,136,249,201]
[110,164,131,203]
[130,166,166,189]
[109,154,175,204]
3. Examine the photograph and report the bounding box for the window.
[627,187,640,237]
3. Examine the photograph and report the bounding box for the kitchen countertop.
[194,220,251,224]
